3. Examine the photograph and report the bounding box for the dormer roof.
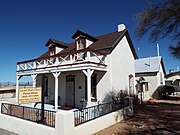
[45,38,68,48]
[39,29,138,60]
[72,29,97,42]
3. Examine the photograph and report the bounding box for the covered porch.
[16,48,107,110]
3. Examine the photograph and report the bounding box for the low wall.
[75,109,124,135]
[0,101,133,135]
[55,106,133,135]
[75,106,133,135]
[0,103,54,135]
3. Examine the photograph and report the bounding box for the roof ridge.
[95,31,120,38]
[136,56,161,61]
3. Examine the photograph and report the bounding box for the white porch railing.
[17,48,107,73]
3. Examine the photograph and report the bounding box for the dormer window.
[49,46,55,56]
[76,38,86,50]
[72,30,97,50]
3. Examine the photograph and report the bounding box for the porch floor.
[58,106,75,110]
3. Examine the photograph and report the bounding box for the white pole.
[82,69,94,107]
[16,75,22,104]
[31,74,37,87]
[157,43,160,56]
[52,72,61,110]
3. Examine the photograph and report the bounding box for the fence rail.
[74,97,132,126]
[1,103,56,127]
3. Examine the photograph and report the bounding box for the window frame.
[76,37,86,50]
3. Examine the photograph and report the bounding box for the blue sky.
[0,0,179,82]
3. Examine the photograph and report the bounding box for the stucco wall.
[136,73,158,100]
[157,64,165,86]
[109,36,135,95]
[96,56,112,103]
[91,36,136,103]
[0,103,54,135]
[75,109,124,135]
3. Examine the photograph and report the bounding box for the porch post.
[52,72,61,110]
[31,74,37,87]
[16,75,22,103]
[82,69,94,107]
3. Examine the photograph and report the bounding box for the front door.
[66,75,75,106]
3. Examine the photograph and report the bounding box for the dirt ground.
[93,95,180,135]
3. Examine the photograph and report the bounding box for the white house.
[135,56,166,100]
[16,24,138,110]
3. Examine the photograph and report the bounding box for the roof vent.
[118,24,126,32]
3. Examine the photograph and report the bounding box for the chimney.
[118,24,126,32]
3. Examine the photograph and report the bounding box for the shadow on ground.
[94,96,180,135]
[117,96,180,135]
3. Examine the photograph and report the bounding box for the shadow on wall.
[152,85,175,99]
[102,88,129,103]
[101,89,134,122]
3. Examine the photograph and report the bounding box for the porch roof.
[17,61,107,76]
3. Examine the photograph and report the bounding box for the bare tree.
[135,0,180,59]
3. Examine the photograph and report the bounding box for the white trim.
[82,69,94,106]
[17,64,107,76]
[31,74,37,87]
[15,75,23,103]
[52,72,61,110]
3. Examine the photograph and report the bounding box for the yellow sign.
[18,87,42,104]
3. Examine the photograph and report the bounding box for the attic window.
[49,46,55,56]
[76,38,85,50]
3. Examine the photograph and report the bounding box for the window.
[91,74,97,100]
[144,82,149,91]
[49,46,55,56]
[77,38,85,50]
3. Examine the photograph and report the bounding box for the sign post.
[41,75,46,123]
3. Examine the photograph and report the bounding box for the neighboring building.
[165,71,180,92]
[135,56,166,100]
[16,24,138,110]
[0,87,16,99]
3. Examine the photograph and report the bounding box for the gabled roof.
[88,29,138,59]
[72,29,98,42]
[45,38,68,48]
[135,56,166,74]
[39,29,138,60]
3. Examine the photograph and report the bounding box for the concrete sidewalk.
[0,128,18,135]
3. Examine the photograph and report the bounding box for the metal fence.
[74,97,132,126]
[1,103,56,127]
